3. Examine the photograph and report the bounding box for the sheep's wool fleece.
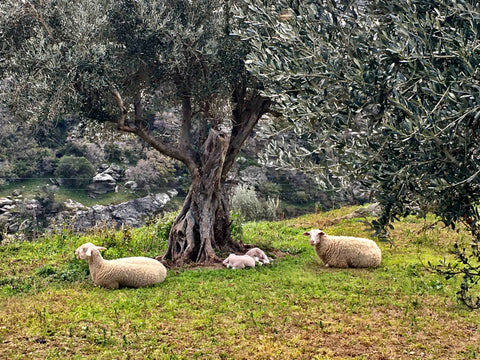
[306,230,382,268]
[223,254,256,269]
[94,257,167,288]
[75,243,167,289]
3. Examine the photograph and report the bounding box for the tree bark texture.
[164,130,243,264]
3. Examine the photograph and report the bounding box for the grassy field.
[0,178,159,207]
[1,206,479,359]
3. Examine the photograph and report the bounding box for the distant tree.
[55,155,95,189]
[0,0,277,264]
[242,0,480,307]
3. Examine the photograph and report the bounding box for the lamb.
[75,242,167,289]
[304,229,381,268]
[245,247,270,265]
[222,253,256,269]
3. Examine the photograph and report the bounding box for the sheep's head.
[75,242,107,260]
[303,229,326,246]
[223,254,234,267]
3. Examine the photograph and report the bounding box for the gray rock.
[239,166,268,187]
[90,173,116,194]
[52,190,177,232]
[125,181,138,190]
[0,197,14,207]
[102,164,123,181]
[64,199,88,212]
[0,189,177,243]
[0,204,16,213]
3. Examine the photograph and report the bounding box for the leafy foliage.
[54,155,95,188]
[230,184,279,222]
[240,0,480,307]
[0,0,275,263]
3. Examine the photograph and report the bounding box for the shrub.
[104,143,122,163]
[230,184,280,222]
[62,141,88,158]
[230,185,264,222]
[125,151,175,189]
[258,181,281,197]
[36,185,65,215]
[54,155,95,189]
[125,160,162,189]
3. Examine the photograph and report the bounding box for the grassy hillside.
[0,206,479,359]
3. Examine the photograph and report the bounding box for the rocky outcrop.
[52,190,178,231]
[0,190,177,243]
[0,197,37,242]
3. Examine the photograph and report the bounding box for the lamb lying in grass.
[304,229,381,268]
[75,242,167,289]
[222,254,256,269]
[245,247,270,265]
[223,247,271,269]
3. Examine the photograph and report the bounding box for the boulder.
[102,164,123,181]
[125,180,138,190]
[64,199,88,212]
[89,173,116,194]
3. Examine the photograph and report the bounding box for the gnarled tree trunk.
[114,87,271,265]
[164,129,243,264]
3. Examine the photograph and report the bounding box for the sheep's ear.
[85,248,92,257]
[319,231,326,236]
[303,232,310,236]
[96,246,107,252]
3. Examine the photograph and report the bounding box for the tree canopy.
[241,0,480,307]
[1,0,274,264]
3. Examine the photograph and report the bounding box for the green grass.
[0,178,174,207]
[1,206,479,359]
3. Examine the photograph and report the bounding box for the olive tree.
[242,0,480,307]
[0,0,276,264]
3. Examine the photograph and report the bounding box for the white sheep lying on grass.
[222,254,256,269]
[75,242,167,289]
[304,229,381,268]
[245,247,270,265]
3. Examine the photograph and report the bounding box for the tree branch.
[134,92,143,125]
[179,95,193,153]
[222,90,272,180]
[112,89,198,174]
[25,0,54,39]
[112,89,133,132]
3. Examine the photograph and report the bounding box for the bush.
[104,143,122,163]
[54,155,95,189]
[125,151,175,189]
[230,184,280,222]
[258,181,281,197]
[36,185,65,215]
